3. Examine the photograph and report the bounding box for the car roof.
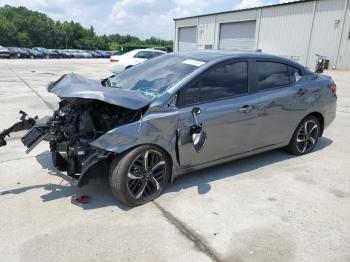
[171,50,303,67]
[130,49,166,53]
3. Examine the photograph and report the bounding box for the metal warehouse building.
[174,0,350,70]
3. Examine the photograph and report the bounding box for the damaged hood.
[48,73,151,110]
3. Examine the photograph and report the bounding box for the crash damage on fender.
[0,73,158,187]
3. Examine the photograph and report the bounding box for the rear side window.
[134,51,152,59]
[151,51,163,58]
[200,61,248,102]
[288,66,302,83]
[257,62,289,90]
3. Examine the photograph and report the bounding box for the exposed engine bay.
[46,99,141,176]
[0,73,149,186]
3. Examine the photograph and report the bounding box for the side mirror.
[191,107,207,153]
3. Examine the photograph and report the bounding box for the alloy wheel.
[126,150,166,200]
[296,120,319,153]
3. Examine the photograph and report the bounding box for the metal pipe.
[305,0,317,67]
[335,0,349,69]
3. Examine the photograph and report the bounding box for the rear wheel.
[287,116,320,155]
[109,145,171,206]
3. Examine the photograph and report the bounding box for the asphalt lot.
[0,59,349,262]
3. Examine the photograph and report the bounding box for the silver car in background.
[1,51,337,206]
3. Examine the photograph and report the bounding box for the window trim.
[251,60,304,94]
[176,59,249,108]
[134,51,152,59]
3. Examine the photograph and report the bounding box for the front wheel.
[109,145,171,206]
[287,116,320,155]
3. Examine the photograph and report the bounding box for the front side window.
[200,62,248,103]
[177,61,248,106]
[257,61,289,90]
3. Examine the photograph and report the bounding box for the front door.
[176,60,260,168]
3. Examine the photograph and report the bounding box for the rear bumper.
[323,97,337,131]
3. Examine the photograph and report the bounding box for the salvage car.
[0,46,10,58]
[21,48,45,59]
[0,51,337,206]
[109,49,166,74]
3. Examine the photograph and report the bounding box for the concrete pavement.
[0,59,349,262]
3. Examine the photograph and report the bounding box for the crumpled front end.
[1,73,150,187]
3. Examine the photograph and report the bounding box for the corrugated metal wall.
[306,0,346,68]
[174,0,350,70]
[258,1,315,65]
[338,1,350,70]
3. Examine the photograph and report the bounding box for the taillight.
[110,59,119,63]
[330,82,337,95]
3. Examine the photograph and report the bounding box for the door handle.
[296,89,305,96]
[239,105,253,113]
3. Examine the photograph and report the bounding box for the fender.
[90,107,180,173]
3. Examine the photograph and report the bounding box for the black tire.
[109,145,171,207]
[286,115,320,155]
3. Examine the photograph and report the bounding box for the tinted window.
[177,80,200,107]
[257,62,289,90]
[151,51,163,58]
[200,62,248,102]
[288,66,302,83]
[134,51,152,59]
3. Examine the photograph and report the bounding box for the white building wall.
[306,0,347,68]
[174,0,350,69]
[338,0,350,70]
[258,1,315,65]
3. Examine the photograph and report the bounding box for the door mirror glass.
[192,127,207,153]
[191,107,206,152]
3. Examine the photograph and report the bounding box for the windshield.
[105,54,206,99]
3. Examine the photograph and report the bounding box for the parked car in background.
[110,51,121,56]
[32,47,58,58]
[0,46,10,58]
[48,49,62,58]
[66,49,82,58]
[77,50,93,58]
[95,50,110,58]
[55,49,72,58]
[86,50,101,58]
[7,47,30,58]
[147,47,171,53]
[105,50,121,57]
[108,49,166,74]
[21,48,45,59]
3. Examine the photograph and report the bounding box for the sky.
[0,0,299,40]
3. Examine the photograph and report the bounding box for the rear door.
[176,59,262,168]
[247,60,305,147]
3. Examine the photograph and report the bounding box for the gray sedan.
[1,51,337,206]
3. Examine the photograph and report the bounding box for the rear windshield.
[105,54,207,99]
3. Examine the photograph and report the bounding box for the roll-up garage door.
[178,26,197,51]
[219,21,256,51]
